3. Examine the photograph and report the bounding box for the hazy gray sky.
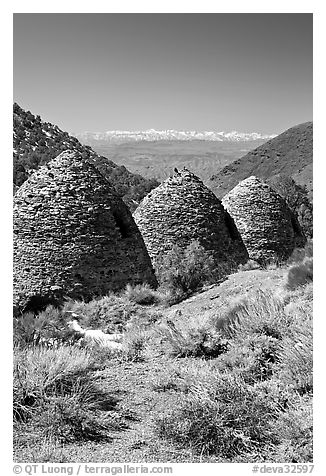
[13,13,312,135]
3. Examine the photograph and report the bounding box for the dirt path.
[64,358,216,463]
[166,267,286,322]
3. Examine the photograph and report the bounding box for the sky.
[13,13,312,135]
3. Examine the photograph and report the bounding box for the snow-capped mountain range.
[75,129,276,144]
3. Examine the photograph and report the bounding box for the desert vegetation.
[13,241,313,463]
[155,240,226,304]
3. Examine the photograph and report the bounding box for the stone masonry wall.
[222,176,306,264]
[13,151,157,314]
[133,169,248,270]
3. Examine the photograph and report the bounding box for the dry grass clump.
[282,283,313,325]
[216,334,279,384]
[13,345,125,443]
[120,309,163,361]
[154,351,312,461]
[219,289,293,340]
[149,314,229,359]
[268,396,313,463]
[155,371,279,458]
[13,308,78,348]
[13,345,94,421]
[122,284,161,305]
[214,285,312,389]
[276,321,313,393]
[209,291,288,384]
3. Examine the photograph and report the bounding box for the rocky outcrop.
[133,168,248,270]
[13,151,157,314]
[222,176,306,263]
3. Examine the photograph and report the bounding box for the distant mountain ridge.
[13,103,159,210]
[76,129,276,144]
[208,122,313,201]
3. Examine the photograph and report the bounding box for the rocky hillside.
[208,122,313,200]
[13,103,159,210]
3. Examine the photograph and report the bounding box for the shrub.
[269,396,313,462]
[62,294,165,333]
[123,284,159,305]
[156,240,221,299]
[217,334,280,384]
[14,293,148,348]
[283,282,313,322]
[153,360,313,461]
[13,345,94,421]
[277,321,313,393]
[60,295,139,332]
[155,372,278,457]
[14,312,40,346]
[151,315,229,358]
[220,289,292,340]
[31,394,123,443]
[286,258,313,291]
[13,308,77,348]
[122,327,148,362]
[120,308,163,361]
[13,345,124,443]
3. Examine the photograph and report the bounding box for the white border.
[2,3,324,474]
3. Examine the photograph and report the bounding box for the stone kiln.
[13,150,157,314]
[222,176,305,263]
[133,168,248,270]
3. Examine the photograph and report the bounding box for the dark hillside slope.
[13,103,158,210]
[209,122,313,200]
